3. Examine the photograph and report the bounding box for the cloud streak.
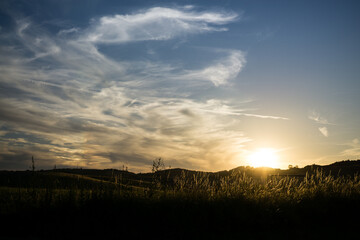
[340,139,360,159]
[308,110,333,125]
[81,6,238,44]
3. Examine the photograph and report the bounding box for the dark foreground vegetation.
[1,160,360,239]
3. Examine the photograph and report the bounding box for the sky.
[0,0,359,172]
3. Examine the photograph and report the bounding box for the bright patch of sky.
[0,0,359,171]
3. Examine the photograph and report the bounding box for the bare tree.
[152,157,165,173]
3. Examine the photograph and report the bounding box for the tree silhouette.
[31,156,35,172]
[152,157,165,173]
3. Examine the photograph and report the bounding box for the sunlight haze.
[246,148,280,169]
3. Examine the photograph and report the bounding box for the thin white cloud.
[308,110,332,137]
[198,99,289,120]
[58,27,80,36]
[183,50,246,86]
[81,7,238,44]
[308,110,333,125]
[319,127,329,137]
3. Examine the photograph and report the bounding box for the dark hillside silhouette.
[1,160,360,239]
[1,160,360,189]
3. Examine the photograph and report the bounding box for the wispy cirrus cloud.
[340,138,360,159]
[81,6,238,44]
[308,110,333,125]
[0,6,287,171]
[182,50,246,86]
[308,110,333,137]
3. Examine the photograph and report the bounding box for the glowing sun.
[247,148,279,168]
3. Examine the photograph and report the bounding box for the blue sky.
[0,0,359,171]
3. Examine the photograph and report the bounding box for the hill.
[1,159,360,189]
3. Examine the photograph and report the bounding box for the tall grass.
[1,169,360,239]
[169,170,360,202]
[1,169,360,212]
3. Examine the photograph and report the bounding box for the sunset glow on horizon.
[247,148,280,169]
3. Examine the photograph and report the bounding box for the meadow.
[1,161,360,239]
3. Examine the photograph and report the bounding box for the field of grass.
[1,162,360,239]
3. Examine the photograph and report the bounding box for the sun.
[247,148,280,168]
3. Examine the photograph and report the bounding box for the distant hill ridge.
[1,160,360,186]
[2,159,360,175]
